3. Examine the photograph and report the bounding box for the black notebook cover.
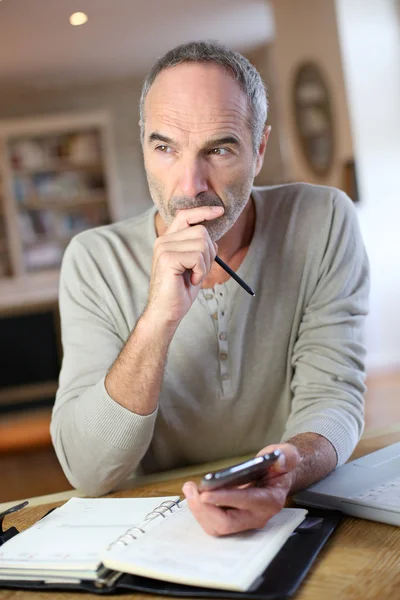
[0,508,341,599]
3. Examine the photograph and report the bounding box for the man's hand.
[105,204,224,417]
[146,206,224,327]
[182,443,301,536]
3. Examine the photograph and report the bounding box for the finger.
[209,507,271,534]
[182,481,200,500]
[199,485,286,514]
[183,482,262,536]
[183,482,229,536]
[159,224,213,243]
[154,240,211,273]
[158,224,216,269]
[168,206,224,234]
[155,250,207,285]
[154,232,214,273]
[189,253,207,286]
[256,443,301,475]
[194,504,266,536]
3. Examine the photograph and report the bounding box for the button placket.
[207,294,219,334]
[215,286,232,395]
[199,290,219,333]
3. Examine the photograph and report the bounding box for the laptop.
[293,442,400,526]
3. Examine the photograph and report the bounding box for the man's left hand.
[182,443,301,536]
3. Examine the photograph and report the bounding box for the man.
[51,41,369,536]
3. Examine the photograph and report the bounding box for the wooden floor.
[1,368,399,503]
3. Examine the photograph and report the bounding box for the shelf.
[0,270,59,315]
[0,380,58,407]
[22,232,77,248]
[18,191,107,211]
[13,161,104,175]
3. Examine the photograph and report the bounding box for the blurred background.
[0,0,399,503]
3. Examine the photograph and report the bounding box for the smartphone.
[199,450,281,492]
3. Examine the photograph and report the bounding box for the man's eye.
[210,148,229,156]
[156,145,172,153]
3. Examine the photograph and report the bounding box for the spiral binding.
[106,499,181,551]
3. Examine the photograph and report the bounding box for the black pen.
[215,255,255,296]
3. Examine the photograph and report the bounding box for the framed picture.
[293,62,335,176]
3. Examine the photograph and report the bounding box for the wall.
[0,78,150,219]
[245,44,290,185]
[269,0,354,189]
[335,0,400,371]
[0,42,283,220]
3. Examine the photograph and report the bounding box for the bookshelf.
[0,110,120,307]
[0,111,121,417]
[0,156,11,278]
[0,111,120,278]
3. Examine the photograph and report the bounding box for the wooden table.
[1,427,400,600]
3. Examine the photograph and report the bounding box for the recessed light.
[69,12,88,26]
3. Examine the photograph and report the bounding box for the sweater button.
[219,332,227,341]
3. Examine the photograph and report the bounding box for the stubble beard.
[146,174,253,242]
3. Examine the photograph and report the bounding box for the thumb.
[257,443,300,474]
[182,481,199,500]
[272,444,301,474]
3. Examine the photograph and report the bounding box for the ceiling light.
[69,12,88,26]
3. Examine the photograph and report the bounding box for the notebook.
[0,496,179,582]
[0,496,342,598]
[102,502,307,592]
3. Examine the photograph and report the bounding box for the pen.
[214,255,255,296]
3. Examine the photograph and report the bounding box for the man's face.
[142,62,264,241]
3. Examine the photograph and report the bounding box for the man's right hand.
[145,205,224,328]
[105,205,224,416]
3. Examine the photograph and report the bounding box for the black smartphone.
[199,450,281,492]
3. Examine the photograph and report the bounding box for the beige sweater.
[51,183,369,495]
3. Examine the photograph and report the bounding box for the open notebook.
[0,496,308,593]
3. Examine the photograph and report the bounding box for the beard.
[146,174,253,242]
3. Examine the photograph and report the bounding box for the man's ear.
[254,126,271,177]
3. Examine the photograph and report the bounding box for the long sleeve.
[281,191,370,465]
[50,236,157,496]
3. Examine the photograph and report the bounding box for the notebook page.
[0,496,179,577]
[103,504,307,591]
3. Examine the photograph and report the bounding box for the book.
[0,496,307,592]
[0,496,179,582]
[103,502,307,592]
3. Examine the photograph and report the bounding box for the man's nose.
[177,158,209,198]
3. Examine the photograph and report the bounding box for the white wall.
[0,78,150,219]
[269,0,354,188]
[269,0,400,372]
[335,0,400,371]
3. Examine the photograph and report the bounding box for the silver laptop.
[294,442,400,526]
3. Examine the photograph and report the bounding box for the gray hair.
[139,40,268,152]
